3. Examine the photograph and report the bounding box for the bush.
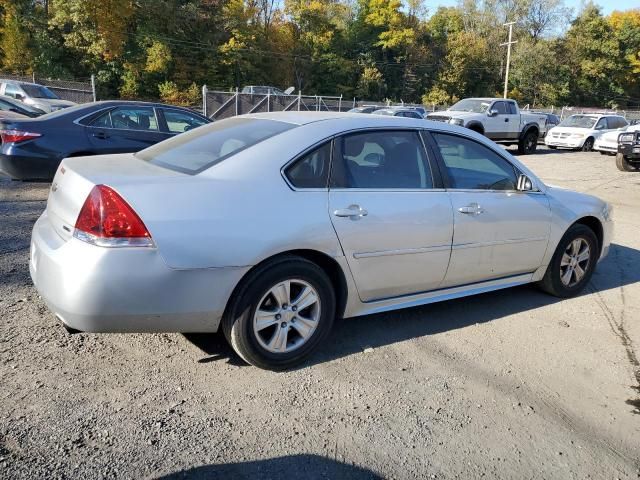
[158,81,200,106]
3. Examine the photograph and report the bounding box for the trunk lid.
[46,153,183,242]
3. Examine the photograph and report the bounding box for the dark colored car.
[0,94,45,118]
[372,108,424,119]
[0,100,211,180]
[347,106,380,114]
[533,112,560,137]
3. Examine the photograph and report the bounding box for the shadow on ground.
[185,243,640,368]
[154,454,382,479]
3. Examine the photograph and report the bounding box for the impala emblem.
[51,183,58,192]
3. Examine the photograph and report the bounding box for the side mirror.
[487,109,498,117]
[517,174,533,192]
[15,94,24,101]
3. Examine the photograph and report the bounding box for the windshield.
[558,115,598,129]
[449,99,491,113]
[21,84,59,99]
[136,117,296,174]
[0,96,42,114]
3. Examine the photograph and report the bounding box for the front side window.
[4,83,21,98]
[331,130,433,189]
[285,142,331,188]
[492,101,509,115]
[595,118,608,130]
[163,109,208,134]
[432,133,518,191]
[110,107,158,131]
[137,117,296,174]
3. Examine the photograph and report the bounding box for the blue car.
[0,100,210,180]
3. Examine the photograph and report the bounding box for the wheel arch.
[571,215,604,256]
[466,121,484,134]
[519,123,540,140]
[224,249,349,320]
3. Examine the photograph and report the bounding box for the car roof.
[0,79,44,87]
[242,111,439,126]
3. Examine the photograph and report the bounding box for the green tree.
[0,3,32,73]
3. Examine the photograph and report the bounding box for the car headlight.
[619,133,635,144]
[570,133,585,139]
[449,118,464,126]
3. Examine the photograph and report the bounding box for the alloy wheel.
[252,279,321,353]
[559,237,591,287]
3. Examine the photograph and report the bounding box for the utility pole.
[501,22,517,99]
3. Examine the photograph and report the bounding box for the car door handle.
[505,118,509,122]
[458,203,484,215]
[334,205,368,218]
[92,131,109,139]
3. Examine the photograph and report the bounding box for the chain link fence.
[0,71,95,104]
[203,88,357,120]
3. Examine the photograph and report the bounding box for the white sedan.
[30,112,613,369]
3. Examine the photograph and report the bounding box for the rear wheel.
[518,130,538,155]
[538,224,598,298]
[222,256,336,370]
[616,153,638,172]
[581,137,594,152]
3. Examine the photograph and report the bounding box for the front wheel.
[518,131,538,155]
[222,256,336,370]
[616,153,638,172]
[537,224,598,298]
[581,137,594,152]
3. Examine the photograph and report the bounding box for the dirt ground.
[1,147,639,479]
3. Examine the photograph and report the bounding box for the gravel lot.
[1,147,639,479]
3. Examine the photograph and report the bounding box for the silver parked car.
[30,112,613,369]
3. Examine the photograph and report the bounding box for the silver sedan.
[30,112,613,369]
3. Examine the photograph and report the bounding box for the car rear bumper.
[30,211,249,333]
[0,151,59,180]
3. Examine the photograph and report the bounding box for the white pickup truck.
[426,98,547,154]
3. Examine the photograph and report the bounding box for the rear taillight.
[0,129,42,143]
[73,185,154,247]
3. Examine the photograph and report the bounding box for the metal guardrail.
[0,71,96,104]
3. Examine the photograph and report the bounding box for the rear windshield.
[136,117,296,174]
[21,84,59,99]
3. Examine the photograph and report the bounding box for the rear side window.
[508,102,518,114]
[90,110,113,128]
[137,117,295,174]
[285,142,331,189]
[111,106,158,131]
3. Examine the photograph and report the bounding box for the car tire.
[517,131,538,155]
[221,256,336,370]
[537,224,598,298]
[581,137,595,152]
[615,153,638,172]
